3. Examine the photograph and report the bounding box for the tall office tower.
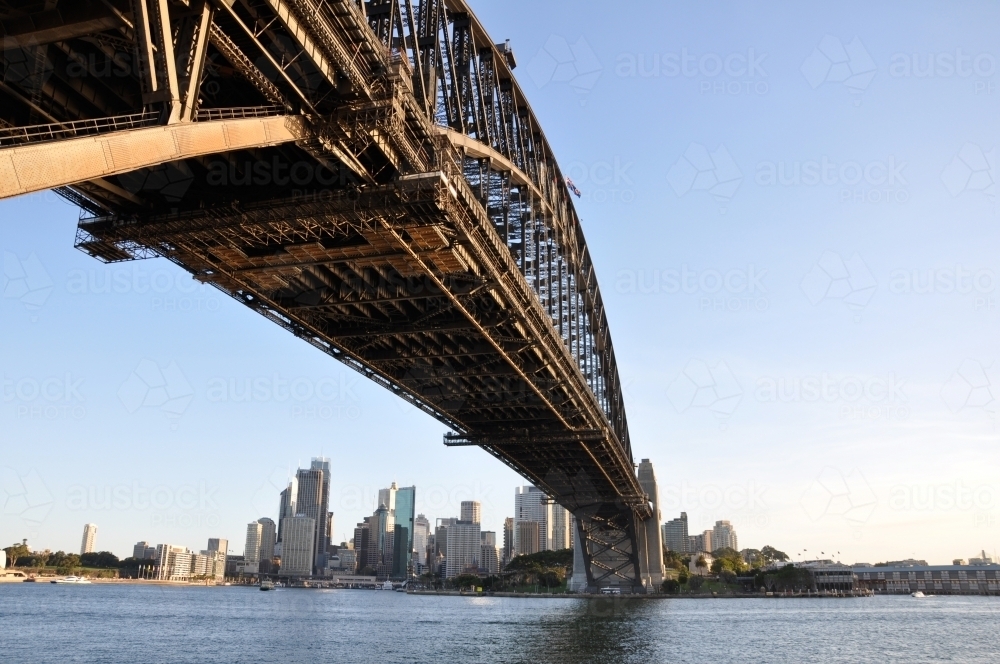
[243,521,264,574]
[370,503,395,579]
[444,521,481,578]
[502,517,514,565]
[435,517,457,557]
[460,500,481,524]
[712,520,738,551]
[378,482,397,515]
[281,515,316,576]
[392,486,415,579]
[663,513,689,553]
[353,522,370,573]
[481,531,496,547]
[277,477,297,542]
[207,538,229,556]
[133,541,153,560]
[326,512,335,553]
[413,514,430,567]
[549,504,571,550]
[514,486,551,553]
[80,523,97,555]
[295,458,331,573]
[480,544,500,574]
[257,518,276,571]
[515,521,540,556]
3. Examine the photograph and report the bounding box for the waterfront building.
[191,553,211,579]
[353,522,370,573]
[243,521,264,574]
[392,486,416,579]
[712,520,738,551]
[852,562,1000,594]
[154,544,191,581]
[281,515,317,576]
[435,517,457,557]
[663,512,689,553]
[460,500,481,524]
[277,478,297,543]
[689,553,714,577]
[132,541,156,560]
[969,550,994,565]
[370,503,395,579]
[515,521,540,556]
[296,458,331,572]
[258,518,276,573]
[514,486,550,553]
[413,514,430,567]
[225,554,244,577]
[445,521,481,578]
[80,523,97,555]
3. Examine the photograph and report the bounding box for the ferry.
[911,591,926,598]
[260,580,274,591]
[51,576,92,584]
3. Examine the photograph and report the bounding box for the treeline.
[4,543,122,572]
[661,545,790,592]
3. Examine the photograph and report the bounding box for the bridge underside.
[1,0,662,591]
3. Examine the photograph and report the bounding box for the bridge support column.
[636,458,666,590]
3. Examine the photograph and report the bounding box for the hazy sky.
[2,0,998,565]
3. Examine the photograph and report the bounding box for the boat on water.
[378,581,393,590]
[51,576,92,584]
[260,580,274,591]
[911,591,926,598]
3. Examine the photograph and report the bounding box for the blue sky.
[2,0,999,565]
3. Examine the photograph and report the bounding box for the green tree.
[761,546,789,564]
[450,573,481,589]
[4,542,30,567]
[81,551,119,568]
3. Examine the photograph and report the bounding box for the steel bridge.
[0,0,664,591]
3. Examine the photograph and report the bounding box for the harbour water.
[2,584,998,662]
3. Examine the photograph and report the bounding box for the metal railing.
[195,105,286,121]
[0,112,159,147]
[0,107,289,148]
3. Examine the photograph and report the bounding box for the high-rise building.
[460,501,481,524]
[413,514,430,567]
[549,504,571,550]
[502,517,514,566]
[80,524,97,555]
[258,518,276,572]
[282,515,316,576]
[663,512,689,553]
[392,486,416,579]
[244,522,264,574]
[154,544,190,581]
[445,521,481,578]
[378,482,397,515]
[277,477,297,543]
[207,538,228,556]
[132,541,156,560]
[435,517,457,557]
[353,522,370,573]
[294,458,331,573]
[514,486,550,553]
[370,503,394,579]
[480,543,500,574]
[712,520,738,552]
[515,521,540,556]
[689,530,713,554]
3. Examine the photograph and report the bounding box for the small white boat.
[378,581,393,590]
[51,576,92,584]
[911,591,925,598]
[260,580,274,591]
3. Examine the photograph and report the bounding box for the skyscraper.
[281,515,316,576]
[244,522,264,574]
[663,513,689,553]
[549,504,571,550]
[514,486,550,553]
[207,538,228,556]
[132,541,155,560]
[370,503,394,579]
[258,518,276,572]
[295,458,331,573]
[502,517,514,566]
[460,500,481,524]
[413,514,430,567]
[277,477,297,543]
[712,520,738,551]
[445,520,481,578]
[392,486,416,579]
[480,532,500,574]
[80,523,97,555]
[515,521,540,556]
